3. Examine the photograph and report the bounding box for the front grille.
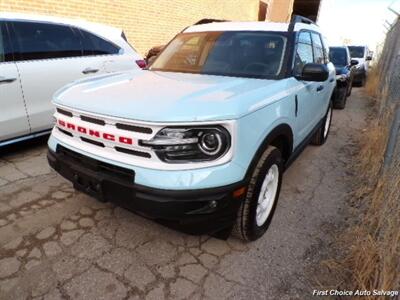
[55,106,157,162]
[115,146,151,158]
[81,137,105,148]
[57,108,73,117]
[81,115,106,126]
[116,123,153,134]
[58,127,73,137]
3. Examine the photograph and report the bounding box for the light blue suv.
[47,16,336,241]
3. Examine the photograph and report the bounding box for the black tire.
[233,146,283,241]
[347,83,352,97]
[333,88,347,110]
[311,101,333,146]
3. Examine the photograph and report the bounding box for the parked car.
[0,13,145,146]
[329,46,358,109]
[348,45,372,86]
[47,15,335,241]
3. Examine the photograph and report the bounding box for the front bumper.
[353,68,366,83]
[47,145,245,235]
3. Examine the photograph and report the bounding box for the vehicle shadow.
[0,135,50,158]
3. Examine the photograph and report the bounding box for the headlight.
[140,126,231,163]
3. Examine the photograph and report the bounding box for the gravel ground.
[0,89,367,300]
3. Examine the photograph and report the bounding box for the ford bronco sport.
[47,16,336,241]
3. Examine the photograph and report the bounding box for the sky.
[317,0,400,52]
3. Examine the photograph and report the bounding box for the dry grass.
[365,66,381,99]
[329,86,400,298]
[344,127,399,298]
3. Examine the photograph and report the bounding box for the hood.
[54,70,292,122]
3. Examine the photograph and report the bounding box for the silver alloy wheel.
[324,106,332,138]
[256,164,279,226]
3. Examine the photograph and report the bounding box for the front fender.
[232,94,295,173]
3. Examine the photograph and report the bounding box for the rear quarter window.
[79,29,120,56]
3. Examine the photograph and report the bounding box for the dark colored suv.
[329,46,358,109]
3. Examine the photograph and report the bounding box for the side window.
[11,21,82,60]
[294,31,313,76]
[0,23,14,62]
[80,29,120,56]
[311,33,325,64]
[321,36,330,64]
[0,23,5,62]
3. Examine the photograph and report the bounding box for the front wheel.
[233,146,283,241]
[311,101,333,146]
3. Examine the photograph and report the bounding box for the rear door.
[0,21,30,142]
[9,20,117,134]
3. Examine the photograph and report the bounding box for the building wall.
[267,0,295,22]
[0,0,293,56]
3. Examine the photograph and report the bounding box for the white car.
[0,13,144,146]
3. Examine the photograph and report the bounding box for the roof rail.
[288,14,316,32]
[181,18,229,33]
[193,18,229,25]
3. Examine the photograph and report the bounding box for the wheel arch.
[244,123,293,181]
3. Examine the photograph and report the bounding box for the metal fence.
[378,17,400,170]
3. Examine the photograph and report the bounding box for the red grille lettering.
[56,118,134,146]
[77,126,87,134]
[103,133,115,141]
[119,137,133,145]
[88,129,100,137]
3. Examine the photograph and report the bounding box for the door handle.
[316,85,324,92]
[82,67,99,74]
[0,76,17,84]
[329,78,334,82]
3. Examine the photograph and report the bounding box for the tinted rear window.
[80,29,120,56]
[348,46,365,58]
[329,48,348,66]
[11,21,82,60]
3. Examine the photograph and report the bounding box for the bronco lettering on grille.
[57,119,134,145]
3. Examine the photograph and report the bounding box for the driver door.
[293,31,320,142]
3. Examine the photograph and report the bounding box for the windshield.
[348,46,365,58]
[329,48,348,66]
[150,31,287,79]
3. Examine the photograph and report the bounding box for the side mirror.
[296,63,329,82]
[366,56,373,61]
[350,59,359,66]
